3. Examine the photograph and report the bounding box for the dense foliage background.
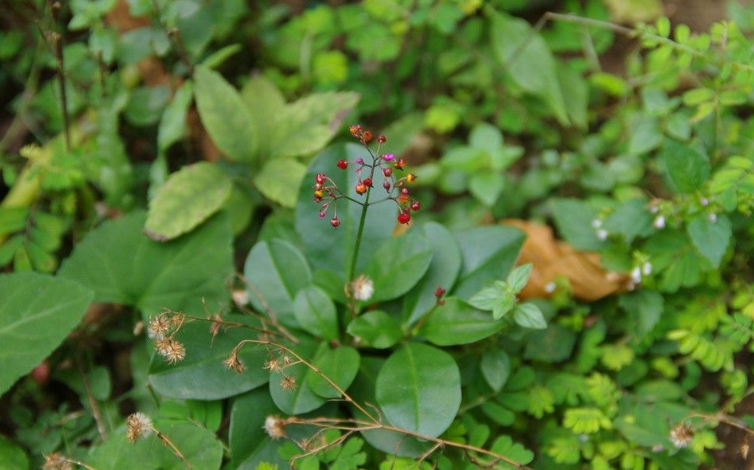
[2,1,754,469]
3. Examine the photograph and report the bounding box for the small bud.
[642,262,653,276]
[596,229,608,241]
[363,131,373,142]
[631,266,642,284]
[709,213,717,223]
[330,216,340,228]
[398,188,410,204]
[406,173,417,183]
[337,159,348,170]
[314,190,323,198]
[383,168,392,177]
[383,180,391,191]
[653,215,665,229]
[700,197,709,206]
[363,177,373,187]
[355,183,367,195]
[434,286,446,298]
[319,210,326,218]
[383,153,395,161]
[356,158,364,164]
[410,200,421,211]
[349,124,361,136]
[314,183,322,191]
[378,134,387,143]
[591,219,602,229]
[395,158,405,170]
[397,210,411,224]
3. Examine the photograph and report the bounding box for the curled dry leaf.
[502,219,630,301]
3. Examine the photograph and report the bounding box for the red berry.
[383,168,392,177]
[363,131,373,142]
[395,158,405,170]
[363,178,372,187]
[378,134,387,143]
[331,216,340,228]
[316,173,326,184]
[349,124,361,136]
[383,181,391,191]
[410,200,421,211]
[337,159,348,170]
[397,211,411,224]
[31,360,50,386]
[355,183,367,195]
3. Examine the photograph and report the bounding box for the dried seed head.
[155,338,186,364]
[126,412,153,443]
[669,423,694,449]
[42,453,72,470]
[232,289,249,307]
[147,313,171,340]
[281,374,297,391]
[264,357,282,373]
[224,352,246,373]
[264,415,287,439]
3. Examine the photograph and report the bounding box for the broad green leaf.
[481,349,511,392]
[293,286,338,341]
[308,345,360,398]
[254,158,307,208]
[490,11,569,125]
[402,222,462,326]
[550,198,605,251]
[295,144,395,278]
[469,172,505,207]
[452,226,524,300]
[619,291,664,336]
[687,214,731,268]
[421,298,503,346]
[194,65,256,161]
[59,211,232,316]
[365,230,433,303]
[272,92,360,159]
[513,303,547,329]
[145,162,233,241]
[0,273,92,396]
[157,80,193,154]
[148,321,268,400]
[349,357,433,458]
[230,388,288,470]
[0,436,28,470]
[659,140,710,193]
[243,239,312,328]
[269,339,326,415]
[347,311,403,349]
[558,64,588,129]
[602,198,652,244]
[85,420,223,470]
[628,116,662,155]
[376,343,461,437]
[241,74,285,159]
[524,324,578,363]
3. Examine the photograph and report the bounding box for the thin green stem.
[348,187,371,284]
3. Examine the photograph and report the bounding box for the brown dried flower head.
[281,374,297,391]
[224,351,245,373]
[669,423,694,449]
[264,357,282,373]
[42,453,72,470]
[155,338,186,363]
[147,313,171,340]
[126,412,153,443]
[264,415,287,439]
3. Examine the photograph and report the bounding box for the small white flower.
[642,262,653,276]
[653,215,665,229]
[591,219,602,229]
[650,204,660,214]
[700,197,709,206]
[544,282,556,293]
[669,424,694,449]
[596,229,608,241]
[351,274,374,301]
[631,266,642,284]
[708,213,717,223]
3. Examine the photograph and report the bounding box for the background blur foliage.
[2,0,754,469]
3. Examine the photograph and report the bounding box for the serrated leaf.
[0,273,93,396]
[551,198,604,251]
[59,211,232,316]
[376,343,461,437]
[194,66,256,161]
[145,162,233,241]
[506,263,532,293]
[687,214,731,268]
[659,140,710,193]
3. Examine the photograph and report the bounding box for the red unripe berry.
[410,200,421,211]
[383,168,392,177]
[31,360,50,386]
[434,286,446,298]
[407,173,417,183]
[395,158,405,170]
[316,173,326,184]
[319,210,326,218]
[378,134,387,143]
[383,180,391,191]
[314,183,322,191]
[349,124,361,136]
[363,131,373,142]
[363,178,372,187]
[331,216,341,228]
[397,211,411,224]
[337,159,348,170]
[355,183,367,195]
[398,188,410,204]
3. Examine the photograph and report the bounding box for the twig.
[76,356,108,440]
[235,272,299,344]
[150,0,194,75]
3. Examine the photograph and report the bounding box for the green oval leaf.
[659,140,710,194]
[402,222,462,326]
[254,158,307,208]
[244,239,312,328]
[365,230,433,304]
[308,345,360,398]
[59,211,232,317]
[145,162,233,241]
[687,214,731,268]
[0,273,93,397]
[376,343,461,437]
[481,348,511,392]
[293,286,338,341]
[513,302,547,329]
[420,298,503,346]
[452,225,524,300]
[295,144,395,279]
[347,311,403,349]
[194,65,256,161]
[269,339,326,415]
[230,388,288,470]
[0,436,28,470]
[148,321,268,400]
